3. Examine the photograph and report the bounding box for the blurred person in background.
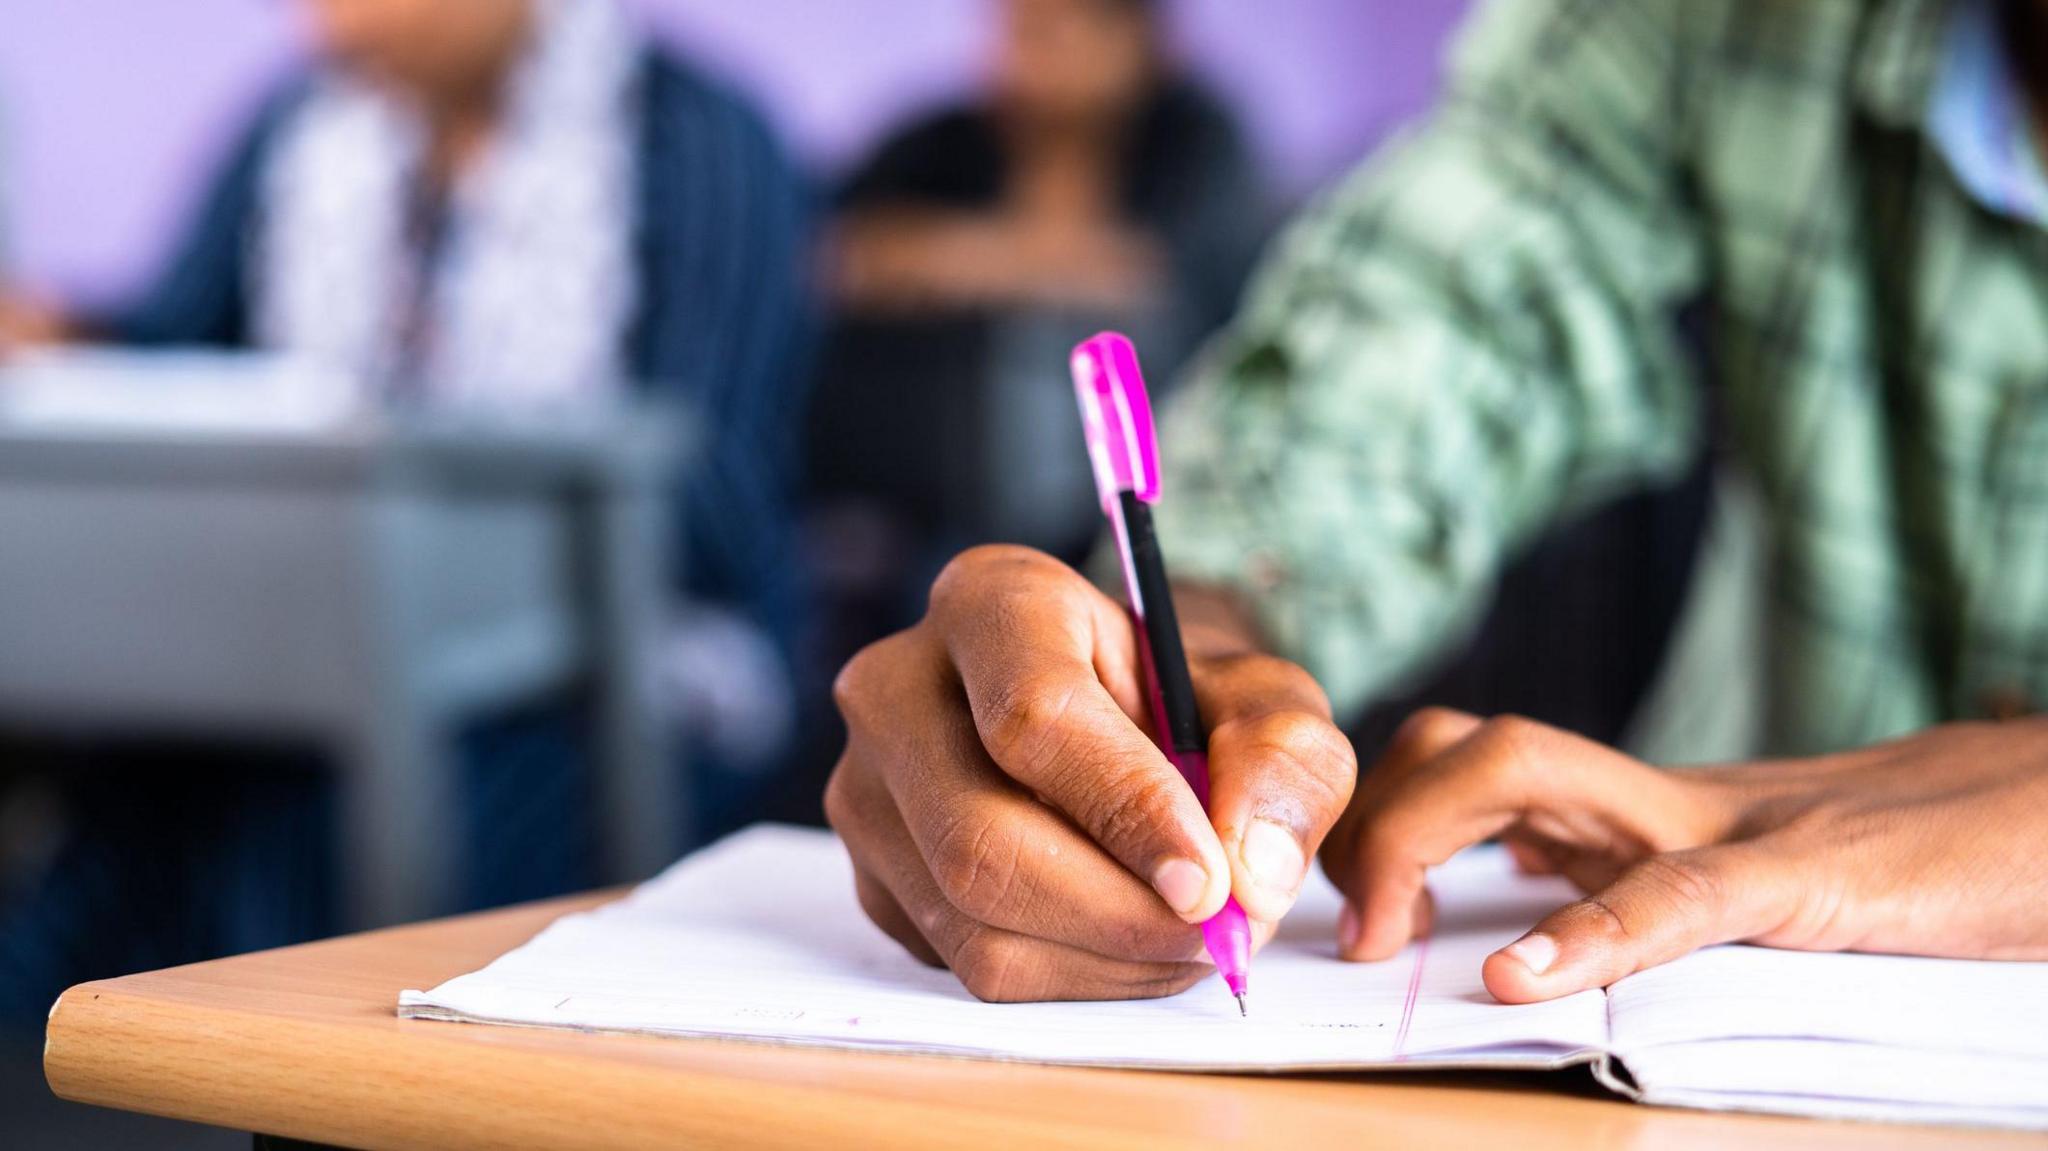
[831,0,1260,360]
[0,0,812,1024]
[804,0,1266,756]
[825,0,2048,1005]
[0,0,813,816]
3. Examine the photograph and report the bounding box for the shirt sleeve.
[93,92,297,347]
[635,60,818,666]
[1150,0,1712,719]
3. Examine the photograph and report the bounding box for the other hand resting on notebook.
[826,545,1357,1001]
[1321,709,2048,1003]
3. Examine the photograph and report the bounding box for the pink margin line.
[1391,936,1429,1061]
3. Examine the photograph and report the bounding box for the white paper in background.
[0,348,364,434]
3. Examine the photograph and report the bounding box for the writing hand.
[826,545,1356,1001]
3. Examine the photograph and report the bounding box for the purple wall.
[0,0,1466,306]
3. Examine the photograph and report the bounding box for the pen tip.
[1235,992,1248,1017]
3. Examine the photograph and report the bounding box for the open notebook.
[402,826,2048,1129]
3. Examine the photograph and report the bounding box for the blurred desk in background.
[0,364,686,927]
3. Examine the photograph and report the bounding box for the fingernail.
[1338,902,1362,953]
[1241,818,1307,895]
[1503,932,1558,975]
[1151,858,1210,916]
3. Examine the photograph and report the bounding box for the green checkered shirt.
[1152,0,2048,755]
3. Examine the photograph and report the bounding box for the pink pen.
[1071,331,1254,1015]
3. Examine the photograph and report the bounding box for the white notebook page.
[402,825,1607,1070]
[1610,944,2048,1058]
[1606,941,2048,1124]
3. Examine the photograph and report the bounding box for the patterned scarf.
[253,0,641,406]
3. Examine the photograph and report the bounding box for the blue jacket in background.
[100,51,817,670]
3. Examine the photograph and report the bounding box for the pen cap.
[1070,332,1162,514]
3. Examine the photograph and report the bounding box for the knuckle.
[1204,654,1334,719]
[1483,713,1544,751]
[1392,706,1474,756]
[1577,892,1634,943]
[1265,658,1333,712]
[953,929,1035,1003]
[930,813,1024,920]
[968,588,1050,660]
[1133,964,1212,1000]
[1106,917,1200,964]
[851,877,889,926]
[1630,853,1727,917]
[854,882,939,967]
[978,673,1080,773]
[832,634,907,726]
[1086,770,1187,858]
[930,544,1055,619]
[834,630,949,739]
[1227,711,1357,811]
[829,646,876,720]
[1474,714,1547,786]
[821,766,855,833]
[1253,651,1335,712]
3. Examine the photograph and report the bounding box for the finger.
[1340,717,1698,963]
[835,759,1211,1001]
[827,750,939,963]
[873,656,1207,962]
[1413,886,1437,939]
[930,548,1231,922]
[1503,837,1559,876]
[1325,708,1481,957]
[1323,707,1484,878]
[831,622,1205,963]
[1482,843,1796,1003]
[1502,830,1626,891]
[853,867,941,966]
[1195,651,1357,924]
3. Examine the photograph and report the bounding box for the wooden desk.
[44,895,2043,1151]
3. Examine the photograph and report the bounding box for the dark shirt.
[809,80,1266,552]
[839,80,1266,354]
